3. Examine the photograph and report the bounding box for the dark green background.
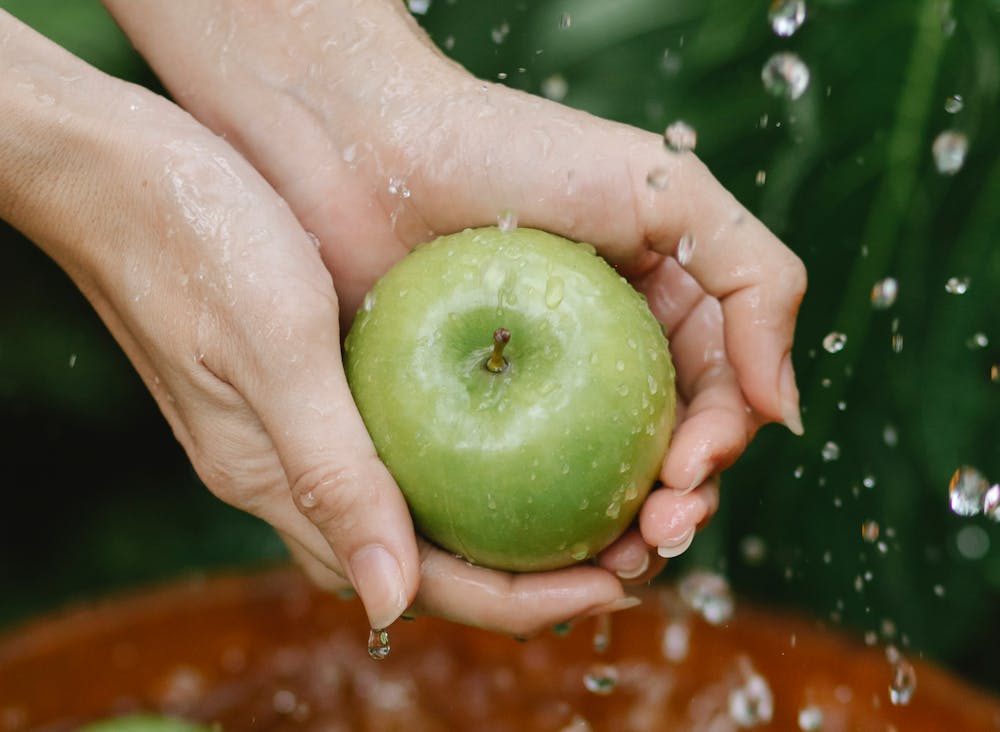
[2,0,999,695]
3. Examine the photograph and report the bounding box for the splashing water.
[944,275,970,294]
[664,120,697,152]
[889,659,917,705]
[768,0,807,37]
[728,663,774,727]
[949,466,991,517]
[497,208,518,233]
[761,52,810,100]
[368,628,391,660]
[677,233,696,265]
[822,331,847,353]
[870,277,898,309]
[646,168,669,191]
[582,664,619,695]
[797,705,823,731]
[820,441,841,462]
[932,130,968,174]
[679,570,734,625]
[945,94,964,113]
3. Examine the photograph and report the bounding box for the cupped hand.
[102,0,805,614]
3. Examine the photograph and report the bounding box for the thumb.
[248,304,420,630]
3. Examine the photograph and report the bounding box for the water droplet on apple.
[647,374,659,395]
[626,337,637,350]
[487,494,497,510]
[367,628,390,660]
[497,208,518,232]
[605,500,621,519]
[625,481,638,501]
[362,291,375,312]
[570,543,589,561]
[578,497,590,510]
[583,664,618,695]
[615,384,629,396]
[545,276,565,308]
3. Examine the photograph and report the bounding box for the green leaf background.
[1,0,999,694]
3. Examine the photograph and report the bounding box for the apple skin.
[345,227,675,572]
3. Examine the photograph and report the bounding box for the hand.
[102,1,805,614]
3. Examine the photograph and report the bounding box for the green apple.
[80,715,209,732]
[345,227,675,572]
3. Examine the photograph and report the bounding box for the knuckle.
[291,465,364,529]
[779,253,808,302]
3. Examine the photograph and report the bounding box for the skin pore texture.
[1,1,805,636]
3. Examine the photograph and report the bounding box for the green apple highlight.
[345,227,675,572]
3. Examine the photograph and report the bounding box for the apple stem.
[486,328,511,373]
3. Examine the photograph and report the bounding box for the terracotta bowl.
[1,566,998,731]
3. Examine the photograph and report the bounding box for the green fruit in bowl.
[345,227,675,572]
[80,715,210,732]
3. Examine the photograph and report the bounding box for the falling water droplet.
[966,332,988,349]
[664,120,697,152]
[541,74,569,101]
[570,542,589,561]
[949,466,989,516]
[797,705,824,731]
[992,364,999,383]
[407,0,431,14]
[821,441,841,462]
[870,277,898,309]
[755,169,767,186]
[559,12,572,29]
[889,659,917,705]
[679,570,734,625]
[677,232,696,265]
[932,130,968,174]
[368,628,390,660]
[761,52,810,100]
[728,668,774,726]
[861,520,880,543]
[497,208,518,232]
[793,465,805,479]
[593,612,612,653]
[582,664,618,695]
[944,275,970,294]
[883,423,899,447]
[984,484,1000,520]
[646,167,669,191]
[768,0,807,37]
[944,94,964,113]
[740,535,768,565]
[661,620,691,662]
[822,331,847,353]
[491,21,510,44]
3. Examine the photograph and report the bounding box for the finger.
[243,292,420,631]
[596,528,666,583]
[409,87,805,433]
[639,479,720,558]
[410,549,635,638]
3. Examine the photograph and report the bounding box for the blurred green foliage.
[2,0,999,695]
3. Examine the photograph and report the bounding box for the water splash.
[822,331,847,353]
[889,658,917,705]
[870,277,898,309]
[679,570,734,625]
[582,664,618,695]
[368,628,391,660]
[949,466,990,516]
[661,620,691,662]
[944,275,970,294]
[728,661,774,726]
[932,130,968,174]
[761,52,810,100]
[797,705,824,731]
[944,94,964,113]
[768,0,807,37]
[664,120,697,152]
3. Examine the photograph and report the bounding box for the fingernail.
[686,464,711,494]
[615,552,650,580]
[657,527,696,558]
[779,353,804,436]
[580,595,643,619]
[349,544,408,630]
